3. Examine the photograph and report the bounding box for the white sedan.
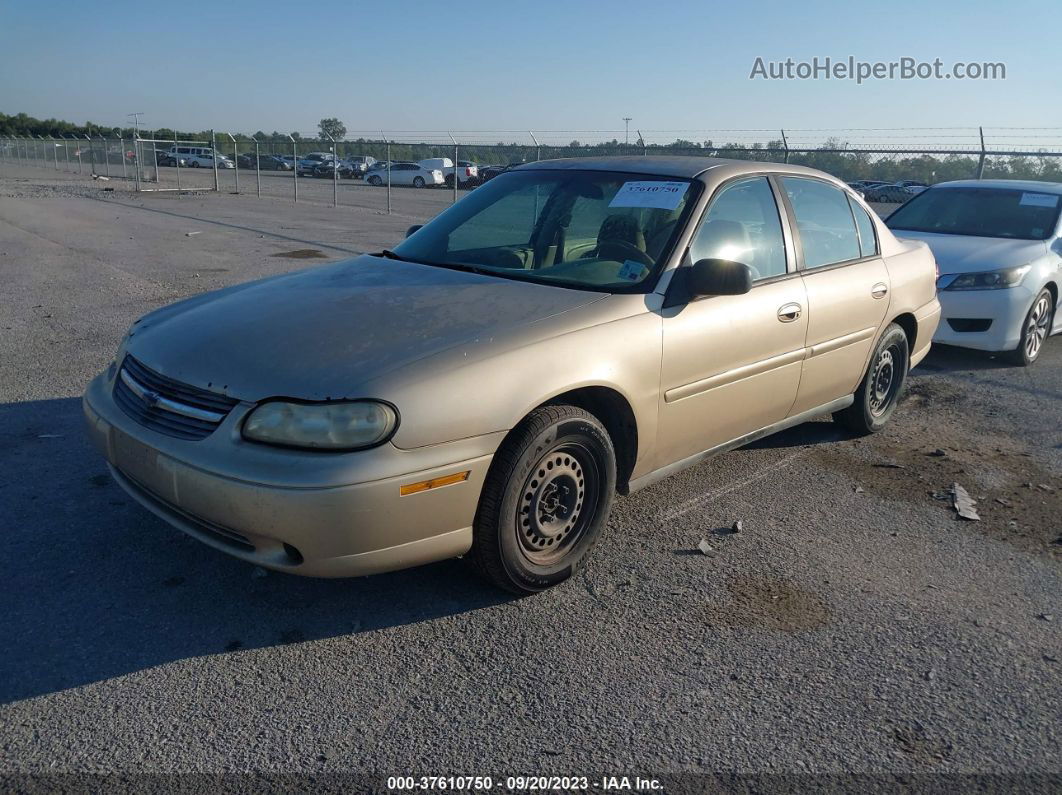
[887,179,1062,365]
[365,162,444,188]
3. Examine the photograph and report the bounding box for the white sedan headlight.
[242,400,397,450]
[941,265,1030,291]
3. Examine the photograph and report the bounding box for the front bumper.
[932,283,1037,352]
[83,371,497,577]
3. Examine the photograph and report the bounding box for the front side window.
[393,170,698,291]
[887,186,1061,240]
[689,177,787,280]
[782,177,862,268]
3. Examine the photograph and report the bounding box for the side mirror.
[688,258,753,297]
[406,224,423,238]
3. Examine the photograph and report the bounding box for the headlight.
[941,265,1030,291]
[242,400,397,450]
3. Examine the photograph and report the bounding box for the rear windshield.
[887,186,1061,240]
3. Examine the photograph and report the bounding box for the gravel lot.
[1,164,1060,785]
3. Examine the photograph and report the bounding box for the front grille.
[117,468,255,552]
[113,355,240,440]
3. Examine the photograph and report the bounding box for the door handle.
[777,302,802,322]
[871,282,889,299]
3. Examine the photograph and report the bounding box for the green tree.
[318,118,347,141]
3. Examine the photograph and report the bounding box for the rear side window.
[782,177,861,268]
[849,197,879,257]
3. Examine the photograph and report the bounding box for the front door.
[657,176,807,466]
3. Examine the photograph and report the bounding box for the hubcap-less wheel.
[1024,293,1052,361]
[868,346,899,417]
[413,176,425,188]
[517,444,599,566]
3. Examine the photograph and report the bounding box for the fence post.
[976,126,986,180]
[326,133,337,207]
[119,134,127,180]
[227,133,239,194]
[132,133,142,191]
[174,131,181,191]
[100,134,109,177]
[780,129,790,164]
[529,130,540,163]
[76,135,83,174]
[448,132,458,204]
[386,140,391,214]
[289,135,298,203]
[83,134,94,175]
[52,137,60,170]
[211,130,219,191]
[253,137,261,198]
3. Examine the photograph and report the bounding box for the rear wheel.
[834,323,909,434]
[412,176,425,188]
[189,161,200,168]
[1007,288,1054,366]
[470,405,616,594]
[368,175,382,186]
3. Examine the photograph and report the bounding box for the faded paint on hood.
[125,255,605,401]
[892,231,1047,274]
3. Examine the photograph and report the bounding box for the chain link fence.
[3,127,1061,218]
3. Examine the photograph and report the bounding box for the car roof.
[516,155,839,182]
[932,179,1062,194]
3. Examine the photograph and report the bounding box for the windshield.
[887,186,1061,240]
[392,170,697,292]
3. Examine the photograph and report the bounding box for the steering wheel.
[596,238,653,266]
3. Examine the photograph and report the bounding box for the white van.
[165,145,234,168]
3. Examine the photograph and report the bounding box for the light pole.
[622,117,632,147]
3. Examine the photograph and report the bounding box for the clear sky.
[1,0,1057,145]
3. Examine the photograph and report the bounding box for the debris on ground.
[926,449,948,457]
[1038,613,1054,622]
[1037,484,1054,493]
[185,231,202,237]
[951,483,981,521]
[874,462,905,469]
[854,486,865,493]
[697,539,714,556]
[995,497,1012,507]
[732,520,743,534]
[1044,654,1059,663]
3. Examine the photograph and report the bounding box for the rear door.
[778,177,890,415]
[656,175,807,466]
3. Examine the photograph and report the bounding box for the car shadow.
[0,397,513,704]
[916,343,1014,374]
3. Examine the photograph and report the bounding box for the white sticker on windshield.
[617,260,644,281]
[1019,192,1059,208]
[609,181,689,210]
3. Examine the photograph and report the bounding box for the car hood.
[124,255,605,402]
[889,231,1047,274]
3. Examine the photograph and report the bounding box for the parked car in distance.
[418,157,478,188]
[887,179,1062,365]
[236,153,293,171]
[479,162,524,183]
[865,184,914,203]
[347,155,377,178]
[164,145,229,169]
[846,182,866,199]
[84,156,940,594]
[313,159,356,179]
[897,180,929,193]
[365,162,444,187]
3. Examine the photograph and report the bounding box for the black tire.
[368,175,382,186]
[1006,288,1054,366]
[412,176,425,188]
[834,323,910,434]
[470,405,616,595]
[189,161,200,168]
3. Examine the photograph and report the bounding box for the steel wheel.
[834,323,909,434]
[516,443,599,566]
[868,345,901,417]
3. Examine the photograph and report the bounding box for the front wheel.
[834,323,910,434]
[367,175,382,186]
[412,176,425,188]
[470,405,616,594]
[1006,288,1054,366]
[189,161,200,168]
